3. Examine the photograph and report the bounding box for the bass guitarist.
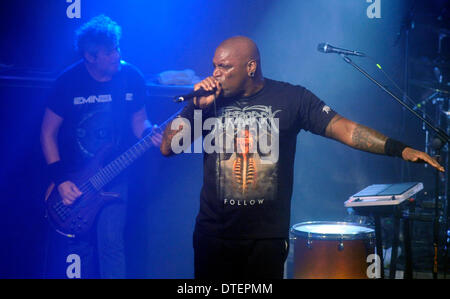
[40,15,161,278]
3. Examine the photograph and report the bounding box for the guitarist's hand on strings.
[150,125,163,147]
[142,124,163,147]
[58,181,83,206]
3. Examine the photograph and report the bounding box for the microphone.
[174,88,216,103]
[317,43,366,57]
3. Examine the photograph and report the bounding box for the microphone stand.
[340,54,449,279]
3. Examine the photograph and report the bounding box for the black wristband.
[48,161,70,187]
[384,138,408,158]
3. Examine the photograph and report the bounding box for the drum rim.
[290,221,375,240]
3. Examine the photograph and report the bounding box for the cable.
[366,55,437,124]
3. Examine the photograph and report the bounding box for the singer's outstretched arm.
[324,114,444,172]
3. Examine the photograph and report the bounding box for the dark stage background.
[0,0,449,278]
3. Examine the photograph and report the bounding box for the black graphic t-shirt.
[46,60,146,173]
[180,79,337,239]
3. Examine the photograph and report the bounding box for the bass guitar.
[45,109,180,238]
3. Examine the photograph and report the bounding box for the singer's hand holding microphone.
[192,76,222,109]
[174,76,222,109]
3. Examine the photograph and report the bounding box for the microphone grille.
[317,43,328,53]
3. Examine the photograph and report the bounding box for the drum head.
[291,221,374,240]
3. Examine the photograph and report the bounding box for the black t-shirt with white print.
[179,78,337,239]
[46,60,147,174]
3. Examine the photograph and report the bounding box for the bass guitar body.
[44,152,120,238]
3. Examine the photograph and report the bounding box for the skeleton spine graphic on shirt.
[214,105,281,204]
[232,128,256,195]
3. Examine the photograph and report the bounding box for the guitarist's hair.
[75,14,122,58]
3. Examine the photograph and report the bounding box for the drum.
[290,221,375,279]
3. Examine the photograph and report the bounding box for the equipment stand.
[340,54,449,277]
